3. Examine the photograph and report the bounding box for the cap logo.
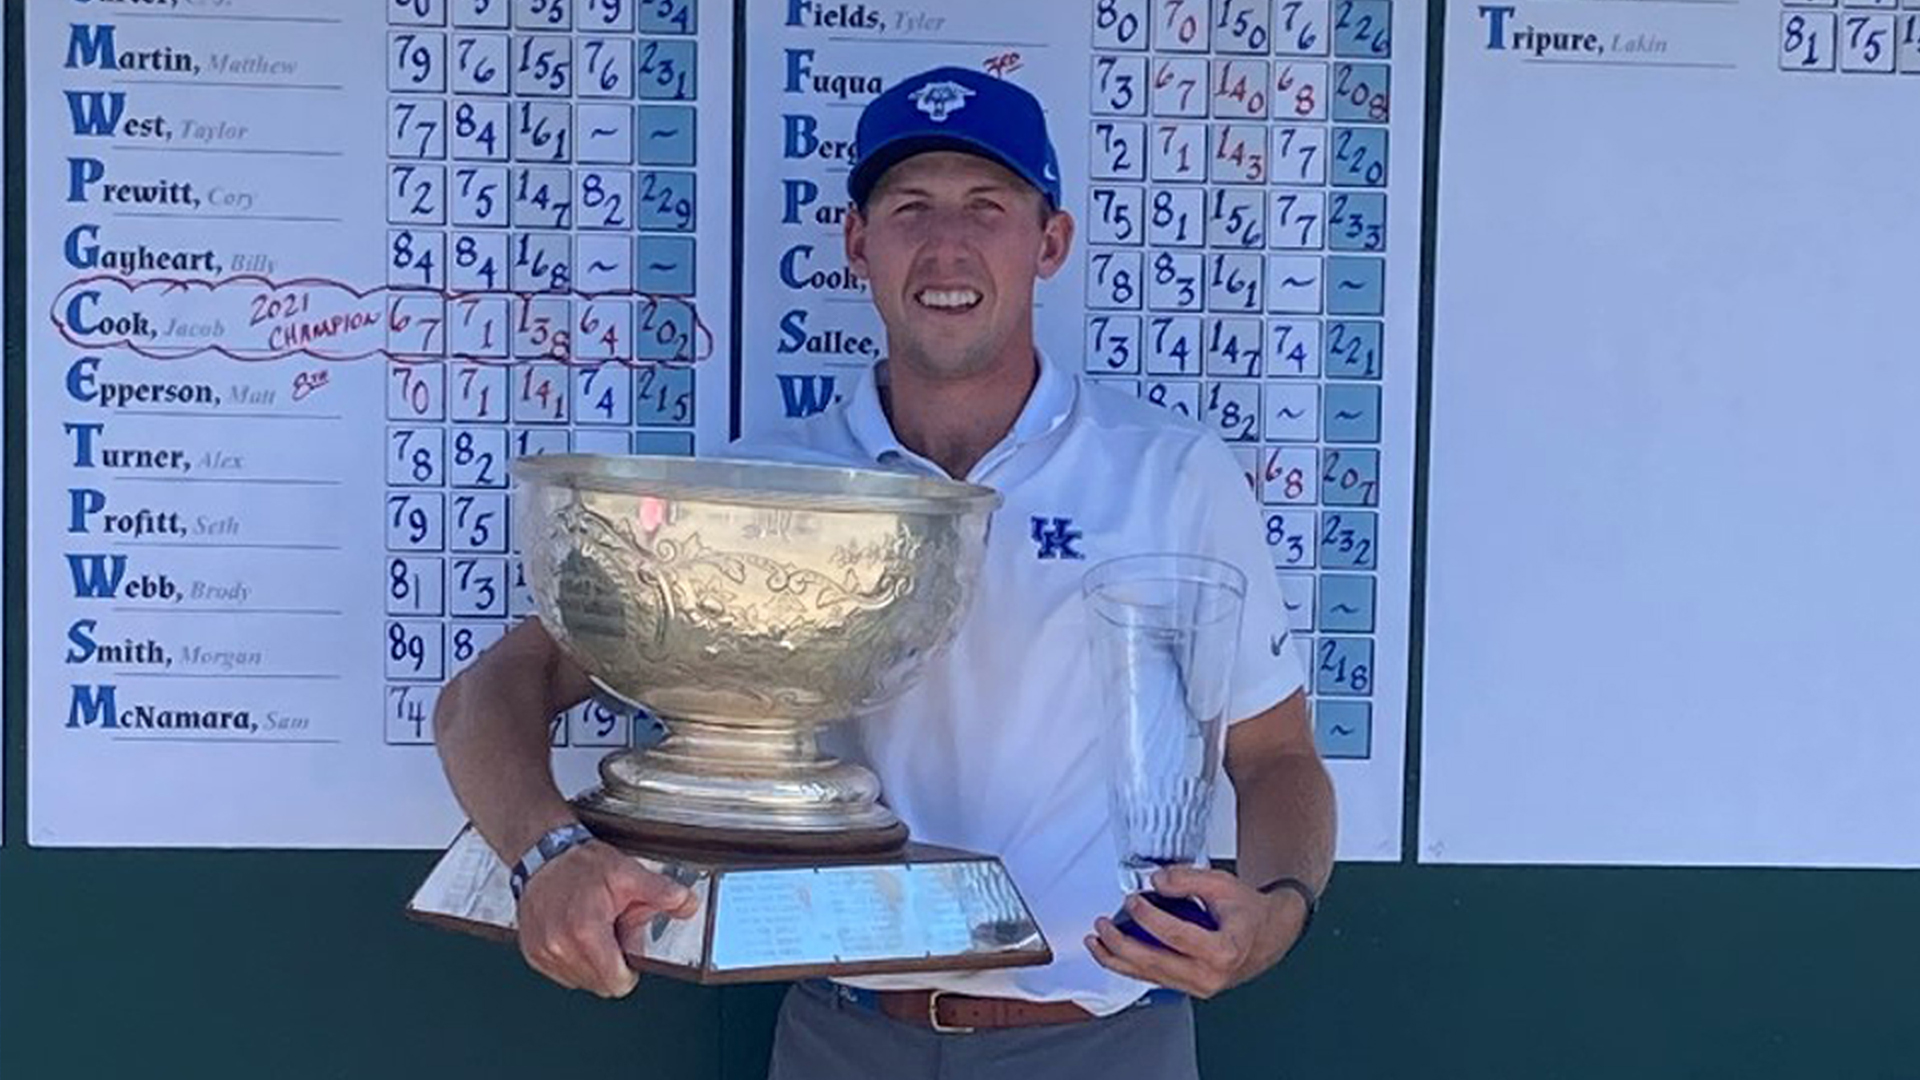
[909,80,974,122]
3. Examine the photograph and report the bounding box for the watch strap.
[509,823,596,902]
[1256,875,1320,951]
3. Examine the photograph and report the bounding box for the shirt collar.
[844,348,1077,474]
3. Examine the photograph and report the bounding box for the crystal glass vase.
[1083,554,1247,947]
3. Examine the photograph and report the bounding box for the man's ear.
[844,203,869,281]
[1036,208,1076,281]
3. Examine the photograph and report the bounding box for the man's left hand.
[1084,867,1307,999]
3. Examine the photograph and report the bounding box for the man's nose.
[916,206,978,255]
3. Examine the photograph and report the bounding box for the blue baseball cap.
[847,66,1063,210]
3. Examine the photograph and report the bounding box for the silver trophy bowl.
[513,453,1000,854]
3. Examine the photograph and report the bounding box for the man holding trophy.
[430,66,1335,1079]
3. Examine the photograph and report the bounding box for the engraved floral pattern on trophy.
[513,457,990,848]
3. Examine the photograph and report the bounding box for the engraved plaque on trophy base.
[406,825,1052,984]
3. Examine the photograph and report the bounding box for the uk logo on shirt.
[1030,516,1084,560]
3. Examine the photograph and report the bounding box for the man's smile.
[913,286,984,312]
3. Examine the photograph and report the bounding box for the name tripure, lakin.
[783,50,883,101]
[66,358,219,408]
[65,684,255,733]
[1475,6,1603,56]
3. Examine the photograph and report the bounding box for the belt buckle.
[926,990,975,1034]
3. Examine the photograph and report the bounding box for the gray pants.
[766,980,1201,1080]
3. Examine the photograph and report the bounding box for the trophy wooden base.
[406,822,1052,985]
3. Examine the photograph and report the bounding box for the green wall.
[3,852,1914,1077]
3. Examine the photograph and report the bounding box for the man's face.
[845,151,1074,382]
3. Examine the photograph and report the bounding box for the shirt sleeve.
[1168,432,1309,725]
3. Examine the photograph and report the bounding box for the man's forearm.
[1233,750,1337,897]
[433,622,593,863]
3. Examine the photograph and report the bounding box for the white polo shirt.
[737,351,1306,1016]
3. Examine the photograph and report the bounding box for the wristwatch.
[509,823,597,902]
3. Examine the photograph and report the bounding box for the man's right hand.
[514,839,701,998]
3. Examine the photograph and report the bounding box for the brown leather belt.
[874,989,1096,1033]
